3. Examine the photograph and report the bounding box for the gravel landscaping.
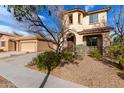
[0,75,16,88]
[27,56,124,88]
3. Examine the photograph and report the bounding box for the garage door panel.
[21,42,36,52]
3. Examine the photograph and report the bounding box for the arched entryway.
[66,33,76,52]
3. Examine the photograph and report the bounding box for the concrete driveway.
[0,52,85,88]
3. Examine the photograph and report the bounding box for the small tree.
[111,5,124,45]
[7,5,70,55]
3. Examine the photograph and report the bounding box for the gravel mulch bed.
[27,56,124,88]
[0,75,16,88]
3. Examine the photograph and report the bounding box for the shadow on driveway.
[39,70,50,88]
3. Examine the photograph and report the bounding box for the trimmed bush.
[32,51,59,71]
[61,51,73,62]
[89,49,102,60]
[106,45,124,60]
[32,51,74,71]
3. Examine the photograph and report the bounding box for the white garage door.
[21,42,36,52]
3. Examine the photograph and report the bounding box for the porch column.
[102,33,111,48]
[102,33,111,55]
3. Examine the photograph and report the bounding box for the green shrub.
[32,51,74,71]
[106,45,124,60]
[119,57,124,70]
[61,51,73,62]
[89,49,102,60]
[32,51,59,71]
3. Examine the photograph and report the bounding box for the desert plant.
[119,57,124,70]
[32,51,60,71]
[89,49,102,60]
[60,51,73,62]
[32,50,74,71]
[106,45,124,60]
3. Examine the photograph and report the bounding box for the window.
[78,13,81,24]
[89,14,98,24]
[68,14,73,24]
[87,37,97,46]
[1,41,5,47]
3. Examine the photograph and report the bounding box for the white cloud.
[0,6,21,28]
[0,25,29,36]
[85,5,95,12]
[0,6,30,36]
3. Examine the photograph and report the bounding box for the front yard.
[28,56,124,88]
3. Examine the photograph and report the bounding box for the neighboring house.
[0,32,17,51]
[0,32,54,52]
[63,7,113,54]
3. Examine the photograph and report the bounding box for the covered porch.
[83,34,103,55]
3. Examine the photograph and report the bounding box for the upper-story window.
[68,14,73,24]
[78,13,81,24]
[89,14,98,24]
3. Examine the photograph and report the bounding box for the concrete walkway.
[0,53,85,88]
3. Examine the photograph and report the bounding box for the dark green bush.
[32,51,59,71]
[89,49,102,60]
[106,45,124,60]
[32,51,74,71]
[61,51,73,62]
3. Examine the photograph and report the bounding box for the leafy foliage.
[60,51,73,62]
[119,57,124,70]
[32,51,74,71]
[119,57,124,65]
[113,35,124,45]
[89,49,102,60]
[32,51,59,71]
[106,45,124,60]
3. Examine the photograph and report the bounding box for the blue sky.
[0,5,121,35]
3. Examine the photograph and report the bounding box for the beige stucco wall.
[63,30,83,47]
[8,40,16,51]
[0,35,16,51]
[64,12,83,32]
[102,32,111,48]
[37,40,53,52]
[64,11,107,32]
[83,12,107,29]
[0,34,56,52]
[0,35,9,51]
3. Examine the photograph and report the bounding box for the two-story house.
[63,7,113,55]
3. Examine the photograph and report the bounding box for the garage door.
[21,42,36,52]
